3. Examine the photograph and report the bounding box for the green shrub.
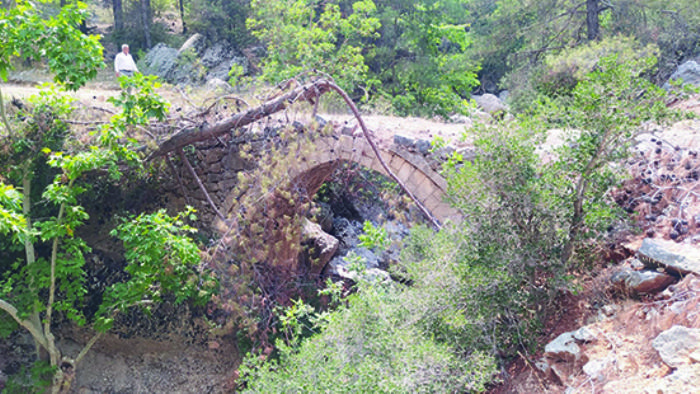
[538,35,659,96]
[238,278,498,393]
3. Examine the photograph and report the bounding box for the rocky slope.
[492,94,700,394]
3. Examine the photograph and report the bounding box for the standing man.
[114,44,139,78]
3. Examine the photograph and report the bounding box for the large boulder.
[637,238,700,276]
[141,43,179,81]
[201,42,250,82]
[542,328,596,384]
[326,248,385,282]
[178,33,207,56]
[652,325,700,368]
[665,60,700,88]
[142,38,249,85]
[200,42,236,68]
[472,93,507,116]
[611,268,676,294]
[300,219,339,276]
[208,57,249,82]
[544,332,584,363]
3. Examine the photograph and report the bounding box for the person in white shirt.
[114,44,139,78]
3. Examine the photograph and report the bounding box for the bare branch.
[148,79,333,159]
[322,80,442,230]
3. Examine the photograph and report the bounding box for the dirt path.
[1,83,471,148]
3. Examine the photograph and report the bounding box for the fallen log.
[147,79,332,160]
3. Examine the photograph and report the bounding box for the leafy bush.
[538,35,659,96]
[238,278,498,393]
[397,53,690,364]
[411,119,559,357]
[187,0,253,45]
[504,36,660,112]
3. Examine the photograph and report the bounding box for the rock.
[550,362,575,386]
[656,364,700,394]
[611,268,676,294]
[360,268,391,283]
[352,248,380,269]
[394,134,415,149]
[602,304,620,317]
[142,43,179,81]
[208,57,249,82]
[573,326,597,343]
[652,325,700,368]
[314,115,328,130]
[630,258,645,270]
[637,238,700,275]
[142,38,248,85]
[470,108,493,124]
[205,78,233,94]
[544,332,583,363]
[498,90,509,102]
[415,139,431,155]
[534,358,550,373]
[327,251,388,283]
[200,42,235,68]
[301,219,339,276]
[472,93,507,115]
[456,147,477,162]
[665,60,700,88]
[583,358,609,381]
[449,113,473,126]
[178,33,207,56]
[332,217,362,253]
[312,201,333,233]
[341,123,356,136]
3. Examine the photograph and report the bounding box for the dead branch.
[176,86,199,109]
[200,94,251,118]
[321,80,442,230]
[147,79,333,159]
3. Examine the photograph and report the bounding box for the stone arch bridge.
[168,123,460,232]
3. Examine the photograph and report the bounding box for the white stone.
[573,326,597,343]
[652,325,700,368]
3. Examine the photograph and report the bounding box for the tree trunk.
[113,0,123,33]
[586,0,600,41]
[140,0,152,49]
[179,0,187,34]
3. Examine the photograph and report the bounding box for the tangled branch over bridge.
[150,78,460,232]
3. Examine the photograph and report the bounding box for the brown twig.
[176,86,199,110]
[321,80,442,230]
